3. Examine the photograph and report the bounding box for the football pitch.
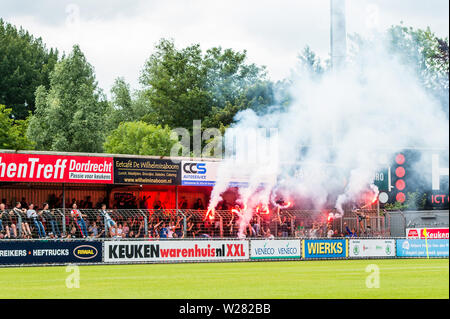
[0,259,448,299]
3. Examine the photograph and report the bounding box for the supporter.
[85,196,93,209]
[264,227,275,239]
[20,197,28,210]
[326,225,334,238]
[71,203,88,238]
[66,225,77,238]
[136,219,146,238]
[27,203,46,238]
[354,209,367,233]
[192,222,203,238]
[186,220,194,238]
[99,204,117,237]
[0,203,17,238]
[179,196,188,209]
[13,202,32,238]
[309,223,319,238]
[116,224,124,238]
[193,198,205,210]
[153,200,163,212]
[41,204,61,237]
[139,195,151,209]
[159,221,169,238]
[123,222,130,238]
[278,216,289,237]
[88,221,99,237]
[344,223,357,238]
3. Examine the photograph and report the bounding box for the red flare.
[256,204,270,215]
[205,208,215,221]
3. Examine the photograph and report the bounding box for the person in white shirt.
[327,225,335,238]
[27,203,46,238]
[99,204,117,237]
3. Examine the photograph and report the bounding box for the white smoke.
[207,35,449,236]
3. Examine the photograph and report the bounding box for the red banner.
[0,153,113,184]
[406,227,449,239]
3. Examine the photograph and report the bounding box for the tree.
[103,121,176,156]
[0,19,58,119]
[106,77,152,130]
[0,104,34,150]
[387,24,449,114]
[297,46,327,77]
[27,45,108,153]
[140,39,272,130]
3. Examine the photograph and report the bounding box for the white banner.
[349,239,395,257]
[180,160,276,187]
[181,161,218,186]
[406,228,449,239]
[250,240,301,259]
[104,240,249,262]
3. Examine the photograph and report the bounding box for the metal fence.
[0,208,395,240]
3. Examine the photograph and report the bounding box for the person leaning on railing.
[99,204,117,237]
[13,202,32,238]
[40,203,61,237]
[0,203,18,239]
[27,203,46,238]
[71,203,88,238]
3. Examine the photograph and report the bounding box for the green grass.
[0,259,448,299]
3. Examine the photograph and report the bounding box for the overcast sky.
[1,0,448,94]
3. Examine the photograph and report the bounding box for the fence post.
[290,217,294,237]
[61,209,66,236]
[144,214,148,236]
[16,212,22,237]
[104,216,107,238]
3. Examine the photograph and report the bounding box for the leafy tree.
[0,104,34,150]
[140,39,272,130]
[297,46,327,77]
[106,77,152,129]
[387,24,449,113]
[103,121,176,156]
[27,45,108,153]
[0,19,58,119]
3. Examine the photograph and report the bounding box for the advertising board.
[349,239,395,257]
[396,239,449,257]
[250,240,301,259]
[113,158,180,185]
[302,239,347,259]
[406,228,449,239]
[0,241,102,265]
[104,240,249,262]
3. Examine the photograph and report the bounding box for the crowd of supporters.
[0,196,372,240]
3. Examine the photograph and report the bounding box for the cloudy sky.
[1,0,448,94]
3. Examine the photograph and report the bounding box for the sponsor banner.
[0,153,113,184]
[406,228,449,239]
[250,240,301,259]
[114,158,180,185]
[181,161,218,186]
[180,160,276,187]
[303,239,347,259]
[349,239,395,257]
[396,239,449,257]
[0,241,102,264]
[104,240,249,262]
